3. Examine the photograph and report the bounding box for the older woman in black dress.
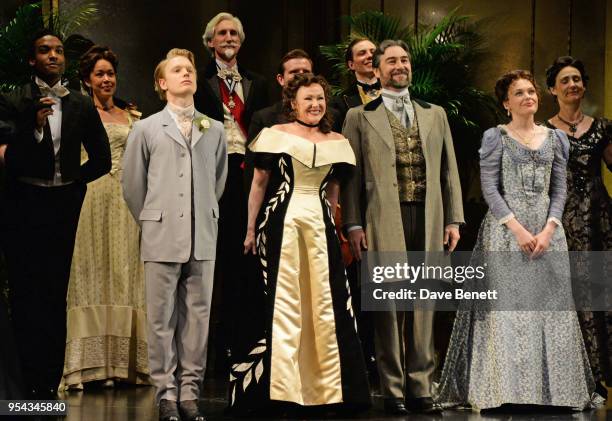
[545,56,612,398]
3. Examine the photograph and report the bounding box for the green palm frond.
[346,11,409,42]
[0,3,43,92]
[51,1,99,39]
[0,1,99,93]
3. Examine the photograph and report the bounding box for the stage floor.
[57,379,612,421]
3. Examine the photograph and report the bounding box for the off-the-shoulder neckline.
[266,127,348,145]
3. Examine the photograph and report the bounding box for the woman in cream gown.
[60,46,149,391]
[230,74,370,413]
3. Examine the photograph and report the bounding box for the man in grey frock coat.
[341,40,464,415]
[122,48,228,421]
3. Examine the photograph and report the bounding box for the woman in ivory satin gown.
[230,73,370,413]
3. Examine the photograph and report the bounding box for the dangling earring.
[506,109,511,118]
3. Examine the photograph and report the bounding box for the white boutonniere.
[194,115,211,134]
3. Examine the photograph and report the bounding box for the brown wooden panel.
[384,0,416,28]
[606,0,612,118]
[234,1,285,100]
[571,0,606,117]
[350,0,382,15]
[533,0,571,121]
[418,0,532,99]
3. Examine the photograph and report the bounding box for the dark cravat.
[356,80,381,94]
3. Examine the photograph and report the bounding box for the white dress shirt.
[30,77,67,186]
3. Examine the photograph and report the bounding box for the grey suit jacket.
[122,106,228,263]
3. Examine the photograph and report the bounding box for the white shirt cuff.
[346,225,363,233]
[34,128,44,143]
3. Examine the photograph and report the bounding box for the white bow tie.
[36,80,70,98]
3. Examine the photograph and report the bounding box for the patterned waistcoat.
[385,108,427,203]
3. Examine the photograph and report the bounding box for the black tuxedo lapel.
[343,94,363,109]
[242,75,252,108]
[24,82,36,101]
[27,82,54,154]
[60,92,78,148]
[206,74,222,102]
[204,70,224,120]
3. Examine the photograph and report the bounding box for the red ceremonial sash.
[218,79,247,136]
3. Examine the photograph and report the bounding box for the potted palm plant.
[0,1,98,93]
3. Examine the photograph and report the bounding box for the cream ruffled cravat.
[168,103,195,139]
[381,90,415,128]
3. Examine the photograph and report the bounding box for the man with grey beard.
[341,39,464,414]
[193,12,269,374]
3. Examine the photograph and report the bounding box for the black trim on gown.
[229,152,370,413]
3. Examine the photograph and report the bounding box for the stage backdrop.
[1,0,610,120]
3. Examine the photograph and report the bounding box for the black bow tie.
[356,80,381,93]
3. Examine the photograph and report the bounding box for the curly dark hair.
[29,28,62,59]
[345,37,372,64]
[545,56,589,89]
[79,45,118,84]
[494,69,540,110]
[282,73,333,133]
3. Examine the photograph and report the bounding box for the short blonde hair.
[202,12,245,55]
[153,48,196,100]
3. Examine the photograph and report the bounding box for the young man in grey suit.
[122,48,228,421]
[341,40,464,414]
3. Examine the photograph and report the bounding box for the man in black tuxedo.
[330,37,381,387]
[194,12,269,370]
[333,37,380,126]
[0,29,110,399]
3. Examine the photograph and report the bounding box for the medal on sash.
[217,65,242,110]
